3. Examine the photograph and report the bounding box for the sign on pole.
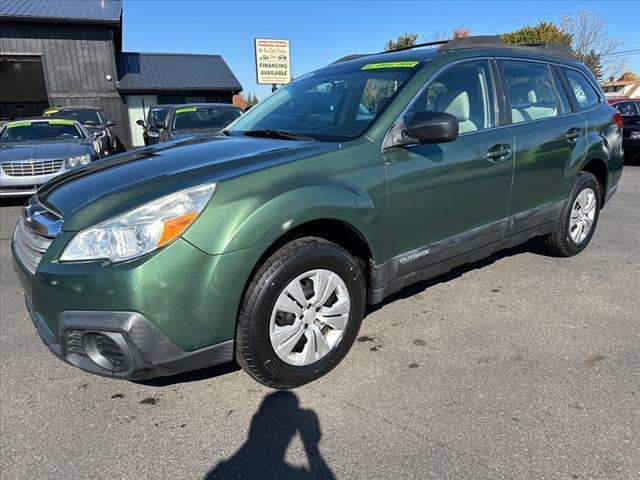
[254,38,291,86]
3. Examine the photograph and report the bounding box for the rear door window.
[501,60,559,124]
[562,68,600,110]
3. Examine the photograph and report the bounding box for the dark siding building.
[0,0,241,148]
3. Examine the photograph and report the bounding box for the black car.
[142,103,243,144]
[611,99,640,158]
[43,106,116,155]
[136,105,174,146]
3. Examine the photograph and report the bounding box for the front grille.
[13,218,53,275]
[2,159,64,177]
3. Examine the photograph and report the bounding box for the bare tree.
[560,9,626,79]
[430,30,449,42]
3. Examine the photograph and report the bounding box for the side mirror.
[404,111,459,144]
[154,121,167,130]
[106,120,116,127]
[136,119,145,127]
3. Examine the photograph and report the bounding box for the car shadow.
[366,238,545,315]
[135,361,242,387]
[204,391,335,480]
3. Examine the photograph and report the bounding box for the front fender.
[184,140,387,262]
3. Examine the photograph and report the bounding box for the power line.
[473,1,582,33]
[600,49,640,57]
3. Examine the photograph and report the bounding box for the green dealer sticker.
[175,107,197,114]
[48,119,75,125]
[7,121,31,128]
[361,61,420,70]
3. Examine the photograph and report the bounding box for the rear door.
[499,59,586,231]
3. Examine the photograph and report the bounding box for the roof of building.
[0,0,122,24]
[600,80,638,87]
[116,52,242,93]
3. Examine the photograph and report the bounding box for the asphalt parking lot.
[1,166,639,480]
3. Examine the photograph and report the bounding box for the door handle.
[565,128,583,143]
[486,144,512,163]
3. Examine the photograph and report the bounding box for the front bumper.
[0,164,70,197]
[12,230,268,379]
[26,305,234,380]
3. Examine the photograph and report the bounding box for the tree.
[452,27,471,39]
[500,21,572,46]
[619,72,639,81]
[581,50,603,80]
[560,9,626,80]
[385,33,418,51]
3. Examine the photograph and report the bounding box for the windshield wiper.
[243,129,313,141]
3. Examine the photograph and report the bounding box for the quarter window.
[562,68,600,110]
[501,60,559,124]
[403,60,496,133]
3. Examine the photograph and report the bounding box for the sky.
[122,0,640,100]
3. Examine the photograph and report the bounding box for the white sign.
[254,38,291,85]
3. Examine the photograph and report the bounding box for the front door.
[384,59,514,270]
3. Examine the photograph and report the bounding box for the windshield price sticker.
[48,119,75,125]
[175,107,197,114]
[361,61,420,70]
[7,121,32,128]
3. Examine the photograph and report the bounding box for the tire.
[541,172,602,257]
[236,237,366,389]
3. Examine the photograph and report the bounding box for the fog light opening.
[81,332,130,372]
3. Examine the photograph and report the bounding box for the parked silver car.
[0,118,100,197]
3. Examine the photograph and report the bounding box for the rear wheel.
[541,172,601,257]
[236,238,366,389]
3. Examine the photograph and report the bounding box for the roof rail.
[330,35,577,65]
[330,54,372,65]
[439,35,577,59]
[378,39,448,54]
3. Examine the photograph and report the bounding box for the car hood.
[0,141,92,162]
[38,135,339,231]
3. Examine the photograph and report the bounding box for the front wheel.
[236,238,366,389]
[541,172,601,257]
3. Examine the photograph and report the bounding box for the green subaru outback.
[13,37,623,389]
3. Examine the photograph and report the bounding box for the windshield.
[0,120,84,142]
[148,106,171,123]
[171,106,242,131]
[43,108,102,125]
[228,61,422,141]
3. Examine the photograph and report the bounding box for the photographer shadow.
[205,391,335,480]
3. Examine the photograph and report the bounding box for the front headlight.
[60,183,217,263]
[67,154,91,168]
